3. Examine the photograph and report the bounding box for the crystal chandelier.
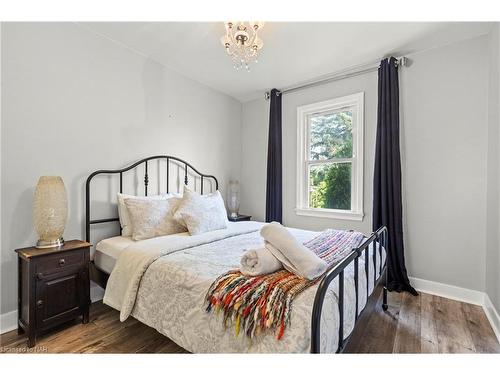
[220,22,264,71]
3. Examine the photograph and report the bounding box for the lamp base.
[36,237,65,249]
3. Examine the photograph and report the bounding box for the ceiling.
[81,22,493,102]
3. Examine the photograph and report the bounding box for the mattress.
[94,236,135,274]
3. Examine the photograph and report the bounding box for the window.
[296,92,364,220]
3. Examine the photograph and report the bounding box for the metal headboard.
[85,155,219,243]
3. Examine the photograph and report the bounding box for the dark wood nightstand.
[15,240,91,348]
[228,214,252,222]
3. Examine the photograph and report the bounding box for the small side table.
[15,240,91,347]
[228,214,252,222]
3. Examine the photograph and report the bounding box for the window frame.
[296,92,364,221]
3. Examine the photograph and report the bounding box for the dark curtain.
[373,57,418,296]
[265,88,283,223]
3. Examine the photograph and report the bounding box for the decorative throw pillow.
[174,187,228,235]
[117,193,171,236]
[124,197,186,240]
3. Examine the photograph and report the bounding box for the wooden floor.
[1,292,498,353]
[348,292,499,353]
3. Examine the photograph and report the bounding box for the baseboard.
[409,276,484,305]
[0,310,17,334]
[483,294,500,343]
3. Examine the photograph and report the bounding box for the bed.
[86,155,388,353]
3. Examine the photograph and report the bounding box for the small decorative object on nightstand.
[227,214,252,222]
[15,240,91,348]
[227,180,241,219]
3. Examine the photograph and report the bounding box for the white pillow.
[124,197,186,241]
[174,187,228,235]
[117,193,171,236]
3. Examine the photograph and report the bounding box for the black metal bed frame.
[85,155,218,244]
[85,155,388,354]
[310,226,388,353]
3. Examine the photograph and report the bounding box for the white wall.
[0,22,242,315]
[486,24,500,312]
[401,36,488,291]
[241,98,268,222]
[241,35,490,292]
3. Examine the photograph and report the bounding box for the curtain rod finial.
[265,91,270,100]
[399,57,410,67]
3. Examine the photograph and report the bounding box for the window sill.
[294,207,364,221]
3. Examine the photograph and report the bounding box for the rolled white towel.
[261,222,327,280]
[240,247,283,276]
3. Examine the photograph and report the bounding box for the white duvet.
[103,221,385,353]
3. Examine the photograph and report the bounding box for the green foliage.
[308,111,353,210]
[310,111,353,160]
[310,163,351,210]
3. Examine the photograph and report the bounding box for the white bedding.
[94,236,135,274]
[104,222,263,321]
[102,222,385,353]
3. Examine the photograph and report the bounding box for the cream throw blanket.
[103,221,263,321]
[239,247,283,276]
[260,222,328,280]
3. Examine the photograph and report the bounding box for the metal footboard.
[310,226,388,353]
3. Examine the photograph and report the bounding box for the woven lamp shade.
[33,176,68,248]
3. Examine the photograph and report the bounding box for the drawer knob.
[37,300,44,308]
[36,272,43,280]
[58,258,65,266]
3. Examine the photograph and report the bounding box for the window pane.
[309,162,351,210]
[309,110,353,160]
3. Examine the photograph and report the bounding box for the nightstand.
[228,214,252,222]
[15,240,91,348]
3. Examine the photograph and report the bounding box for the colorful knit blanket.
[205,229,364,341]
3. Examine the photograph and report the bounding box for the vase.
[227,180,240,218]
[33,176,68,248]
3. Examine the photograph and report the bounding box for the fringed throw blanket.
[205,229,364,340]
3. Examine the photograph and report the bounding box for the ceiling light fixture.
[220,22,264,72]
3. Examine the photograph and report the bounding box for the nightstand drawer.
[35,250,84,276]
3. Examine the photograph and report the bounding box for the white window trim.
[295,92,364,221]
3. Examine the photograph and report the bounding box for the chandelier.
[220,22,264,71]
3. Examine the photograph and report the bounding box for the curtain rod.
[264,56,409,100]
